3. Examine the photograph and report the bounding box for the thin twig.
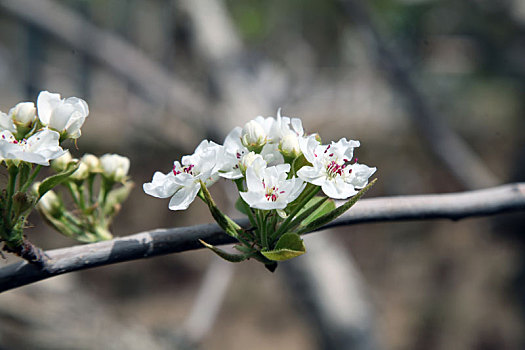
[0,183,523,293]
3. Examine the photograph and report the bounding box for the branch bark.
[1,182,524,293]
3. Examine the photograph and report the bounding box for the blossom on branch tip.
[9,102,36,126]
[297,135,376,199]
[143,140,220,210]
[37,91,89,139]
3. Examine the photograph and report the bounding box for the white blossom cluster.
[0,91,89,165]
[144,110,376,211]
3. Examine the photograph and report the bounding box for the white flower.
[100,154,130,182]
[38,190,63,217]
[143,140,220,210]
[37,91,89,139]
[240,163,305,210]
[9,102,36,126]
[297,135,376,199]
[0,129,65,165]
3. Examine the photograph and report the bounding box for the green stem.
[19,165,42,193]
[66,182,83,210]
[6,165,19,226]
[273,185,320,239]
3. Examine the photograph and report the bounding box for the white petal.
[37,91,61,125]
[143,171,179,198]
[168,184,200,210]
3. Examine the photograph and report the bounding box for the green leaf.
[296,178,377,235]
[261,233,306,261]
[300,197,336,226]
[200,181,241,238]
[199,239,251,263]
[38,161,79,199]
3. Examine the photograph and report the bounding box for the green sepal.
[296,178,377,235]
[261,232,306,261]
[235,197,249,216]
[37,161,79,199]
[199,181,241,238]
[199,239,251,263]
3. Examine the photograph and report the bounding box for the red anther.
[329,153,334,157]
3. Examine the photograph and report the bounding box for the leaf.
[261,233,306,261]
[296,178,377,235]
[200,181,241,238]
[199,239,251,263]
[300,197,336,226]
[38,161,79,199]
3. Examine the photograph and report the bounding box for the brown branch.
[0,183,523,293]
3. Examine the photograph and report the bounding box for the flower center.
[173,163,196,176]
[263,181,285,202]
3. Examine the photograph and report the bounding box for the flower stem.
[19,164,42,193]
[5,165,19,227]
[273,185,320,239]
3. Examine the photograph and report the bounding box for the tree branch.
[1,183,524,293]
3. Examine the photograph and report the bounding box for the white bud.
[51,151,74,172]
[38,190,62,217]
[100,154,130,182]
[280,134,301,158]
[9,102,36,125]
[241,120,266,151]
[70,161,89,181]
[81,153,100,172]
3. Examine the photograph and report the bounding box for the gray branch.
[1,182,524,293]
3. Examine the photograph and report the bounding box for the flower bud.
[9,102,36,126]
[241,120,266,152]
[81,153,100,172]
[70,161,89,181]
[100,154,130,182]
[279,134,301,159]
[51,151,74,172]
[38,190,63,218]
[239,152,264,173]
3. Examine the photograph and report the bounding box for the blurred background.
[0,0,524,349]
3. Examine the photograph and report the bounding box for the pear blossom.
[143,140,220,210]
[100,154,130,182]
[297,135,376,199]
[240,163,305,210]
[37,91,89,139]
[51,150,74,172]
[0,128,65,165]
[81,153,101,172]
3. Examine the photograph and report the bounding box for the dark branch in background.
[0,0,210,136]
[0,183,523,293]
[338,0,499,189]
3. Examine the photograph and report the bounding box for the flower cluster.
[37,152,132,243]
[0,91,89,252]
[144,110,376,270]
